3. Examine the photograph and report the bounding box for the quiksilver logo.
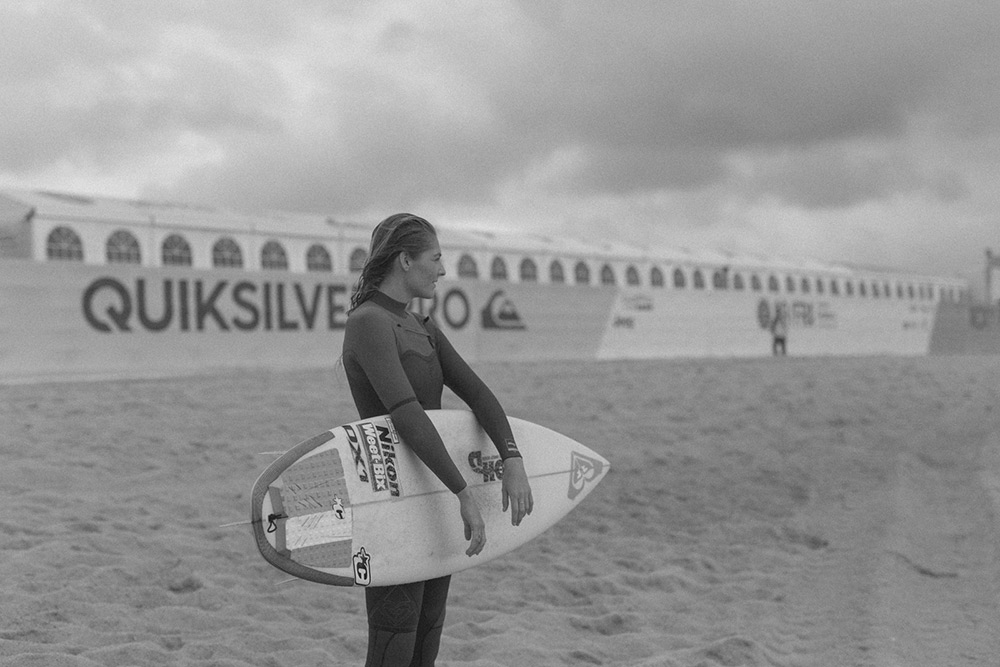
[481,290,526,330]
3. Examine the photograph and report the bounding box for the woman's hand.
[501,457,533,526]
[457,487,486,557]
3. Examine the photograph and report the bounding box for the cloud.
[1,0,999,281]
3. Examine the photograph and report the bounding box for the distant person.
[342,213,533,666]
[771,305,788,356]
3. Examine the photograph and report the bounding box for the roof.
[0,188,966,284]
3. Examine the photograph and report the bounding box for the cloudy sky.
[1,1,998,287]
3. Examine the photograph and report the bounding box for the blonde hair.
[349,213,437,312]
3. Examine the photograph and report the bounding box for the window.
[574,261,590,285]
[768,275,780,292]
[549,260,565,284]
[830,280,839,296]
[896,283,904,299]
[908,284,915,299]
[520,258,538,282]
[46,226,84,261]
[673,268,686,288]
[349,247,367,272]
[650,266,664,287]
[712,269,728,289]
[751,274,762,291]
[600,264,616,285]
[261,241,288,270]
[871,282,880,298]
[491,256,508,281]
[458,254,478,279]
[845,281,854,297]
[785,276,796,293]
[733,273,745,290]
[162,234,192,267]
[800,277,810,294]
[816,278,825,295]
[212,237,243,268]
[306,244,332,272]
[106,230,141,264]
[693,269,705,289]
[883,282,891,298]
[626,265,640,286]
[858,281,867,297]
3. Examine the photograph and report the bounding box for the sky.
[1,0,998,288]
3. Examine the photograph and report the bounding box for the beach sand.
[3,355,1000,666]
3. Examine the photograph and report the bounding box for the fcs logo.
[353,547,372,586]
[568,451,605,500]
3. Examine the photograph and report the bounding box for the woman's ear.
[397,251,411,272]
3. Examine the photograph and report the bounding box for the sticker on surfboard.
[568,451,605,500]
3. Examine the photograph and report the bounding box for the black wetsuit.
[342,291,519,667]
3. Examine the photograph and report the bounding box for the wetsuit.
[342,291,520,667]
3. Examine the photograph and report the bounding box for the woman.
[342,213,534,666]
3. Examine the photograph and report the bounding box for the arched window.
[733,273,745,290]
[212,237,243,268]
[751,274,762,291]
[650,266,664,287]
[306,244,332,272]
[673,268,687,289]
[457,254,478,279]
[107,230,141,264]
[349,247,367,272]
[600,264,615,285]
[46,226,84,261]
[624,265,640,286]
[693,269,705,289]
[712,269,728,289]
[768,275,780,292]
[549,260,565,284]
[491,256,508,281]
[785,276,796,293]
[162,234,192,267]
[520,258,538,282]
[261,241,288,270]
[800,277,810,294]
[574,261,590,285]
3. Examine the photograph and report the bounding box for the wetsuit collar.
[370,290,409,316]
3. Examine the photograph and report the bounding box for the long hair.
[349,213,437,312]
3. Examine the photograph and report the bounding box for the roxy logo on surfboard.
[568,451,605,500]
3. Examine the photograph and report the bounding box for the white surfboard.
[250,409,609,586]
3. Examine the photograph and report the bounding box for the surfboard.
[250,409,609,586]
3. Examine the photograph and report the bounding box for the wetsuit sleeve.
[345,310,467,493]
[430,320,522,460]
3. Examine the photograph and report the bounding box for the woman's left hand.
[501,457,533,526]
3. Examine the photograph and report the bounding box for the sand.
[2,355,1000,666]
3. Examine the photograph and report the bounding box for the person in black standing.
[342,213,533,666]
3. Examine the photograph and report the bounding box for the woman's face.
[403,237,446,299]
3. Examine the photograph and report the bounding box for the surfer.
[771,305,788,356]
[343,213,534,667]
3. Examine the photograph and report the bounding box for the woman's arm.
[431,321,534,525]
[345,309,467,494]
